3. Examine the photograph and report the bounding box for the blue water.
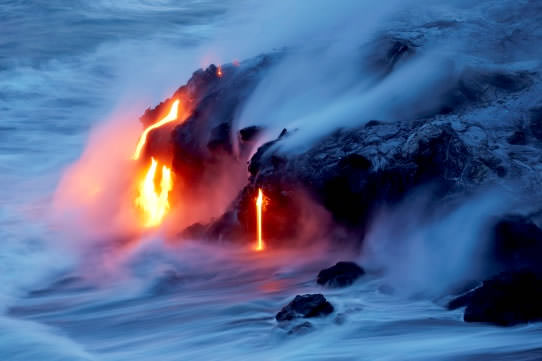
[2,1,542,360]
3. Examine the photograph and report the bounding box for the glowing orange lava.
[132,99,180,161]
[133,99,181,228]
[135,157,173,228]
[255,188,264,251]
[216,65,223,78]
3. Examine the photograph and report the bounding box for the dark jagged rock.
[248,128,289,176]
[276,294,334,322]
[448,271,542,326]
[287,321,314,335]
[317,262,365,288]
[137,53,283,198]
[235,122,482,240]
[486,215,542,275]
[239,126,262,142]
[169,55,282,185]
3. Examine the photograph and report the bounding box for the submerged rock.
[448,270,542,326]
[317,262,365,288]
[149,270,185,295]
[287,321,314,335]
[276,294,334,322]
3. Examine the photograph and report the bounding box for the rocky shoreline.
[137,4,542,327]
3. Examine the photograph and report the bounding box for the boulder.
[486,215,542,275]
[276,294,334,322]
[317,262,365,288]
[448,270,542,326]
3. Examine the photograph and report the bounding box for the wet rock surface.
[317,262,365,288]
[448,270,542,326]
[276,294,334,322]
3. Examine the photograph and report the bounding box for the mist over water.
[2,0,542,360]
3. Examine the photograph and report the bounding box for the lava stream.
[255,188,264,251]
[132,99,180,160]
[133,99,181,228]
[135,157,173,228]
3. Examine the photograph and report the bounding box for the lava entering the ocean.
[255,188,265,251]
[133,99,181,228]
[135,157,173,228]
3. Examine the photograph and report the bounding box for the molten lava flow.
[132,99,183,228]
[255,188,264,251]
[216,65,223,78]
[132,99,180,160]
[135,157,173,228]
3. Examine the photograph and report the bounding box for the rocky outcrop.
[317,262,365,288]
[135,14,542,248]
[448,270,542,326]
[219,94,542,243]
[139,54,281,188]
[276,294,334,322]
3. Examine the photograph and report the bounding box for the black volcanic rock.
[235,122,480,240]
[170,55,281,184]
[137,53,283,192]
[276,294,334,322]
[141,28,542,248]
[317,262,365,288]
[239,126,262,142]
[213,69,542,242]
[487,215,542,275]
[448,270,542,326]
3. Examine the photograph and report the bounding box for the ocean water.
[2,1,542,360]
